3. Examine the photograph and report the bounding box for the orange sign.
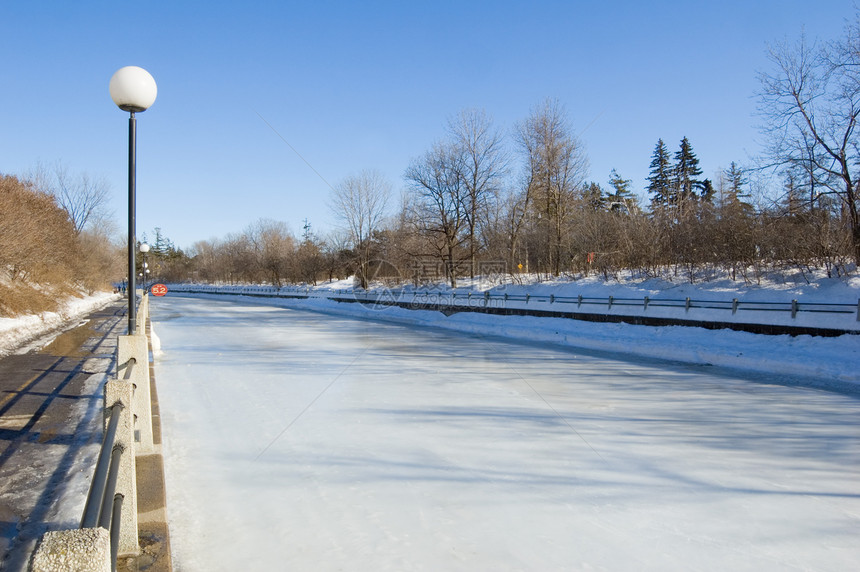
[151,283,168,297]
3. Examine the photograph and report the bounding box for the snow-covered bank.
[166,288,859,391]
[0,292,120,357]
[173,270,860,334]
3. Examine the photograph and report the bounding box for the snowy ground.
[151,294,860,571]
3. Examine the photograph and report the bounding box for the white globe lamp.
[109,66,157,112]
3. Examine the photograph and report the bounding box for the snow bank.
[174,269,860,334]
[0,292,120,357]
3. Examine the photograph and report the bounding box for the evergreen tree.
[673,136,703,203]
[647,139,673,209]
[700,179,715,205]
[722,162,753,218]
[607,169,633,202]
[581,182,606,211]
[724,162,746,204]
[151,227,175,257]
[302,218,314,243]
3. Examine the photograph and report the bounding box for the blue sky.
[1,1,856,250]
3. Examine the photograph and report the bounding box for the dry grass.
[0,173,121,316]
[0,281,80,317]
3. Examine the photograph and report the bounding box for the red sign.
[151,283,168,297]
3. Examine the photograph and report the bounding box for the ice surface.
[172,287,860,389]
[152,295,860,571]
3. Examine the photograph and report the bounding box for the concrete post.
[30,528,111,572]
[117,333,153,454]
[104,380,139,557]
[136,293,149,329]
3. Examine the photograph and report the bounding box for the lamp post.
[110,66,157,334]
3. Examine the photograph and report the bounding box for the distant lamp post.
[140,242,151,291]
[110,66,157,334]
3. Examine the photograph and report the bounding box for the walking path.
[0,300,171,571]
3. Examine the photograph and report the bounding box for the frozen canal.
[150,295,860,571]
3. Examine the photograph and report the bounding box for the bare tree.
[496,184,531,277]
[222,233,255,284]
[296,222,327,285]
[29,162,112,235]
[447,109,507,278]
[244,219,295,287]
[329,169,391,289]
[758,17,860,262]
[321,229,354,283]
[188,239,220,283]
[405,142,469,287]
[515,98,589,275]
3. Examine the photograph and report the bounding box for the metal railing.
[170,283,860,326]
[80,403,122,530]
[79,358,135,571]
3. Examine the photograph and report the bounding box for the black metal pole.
[128,112,137,334]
